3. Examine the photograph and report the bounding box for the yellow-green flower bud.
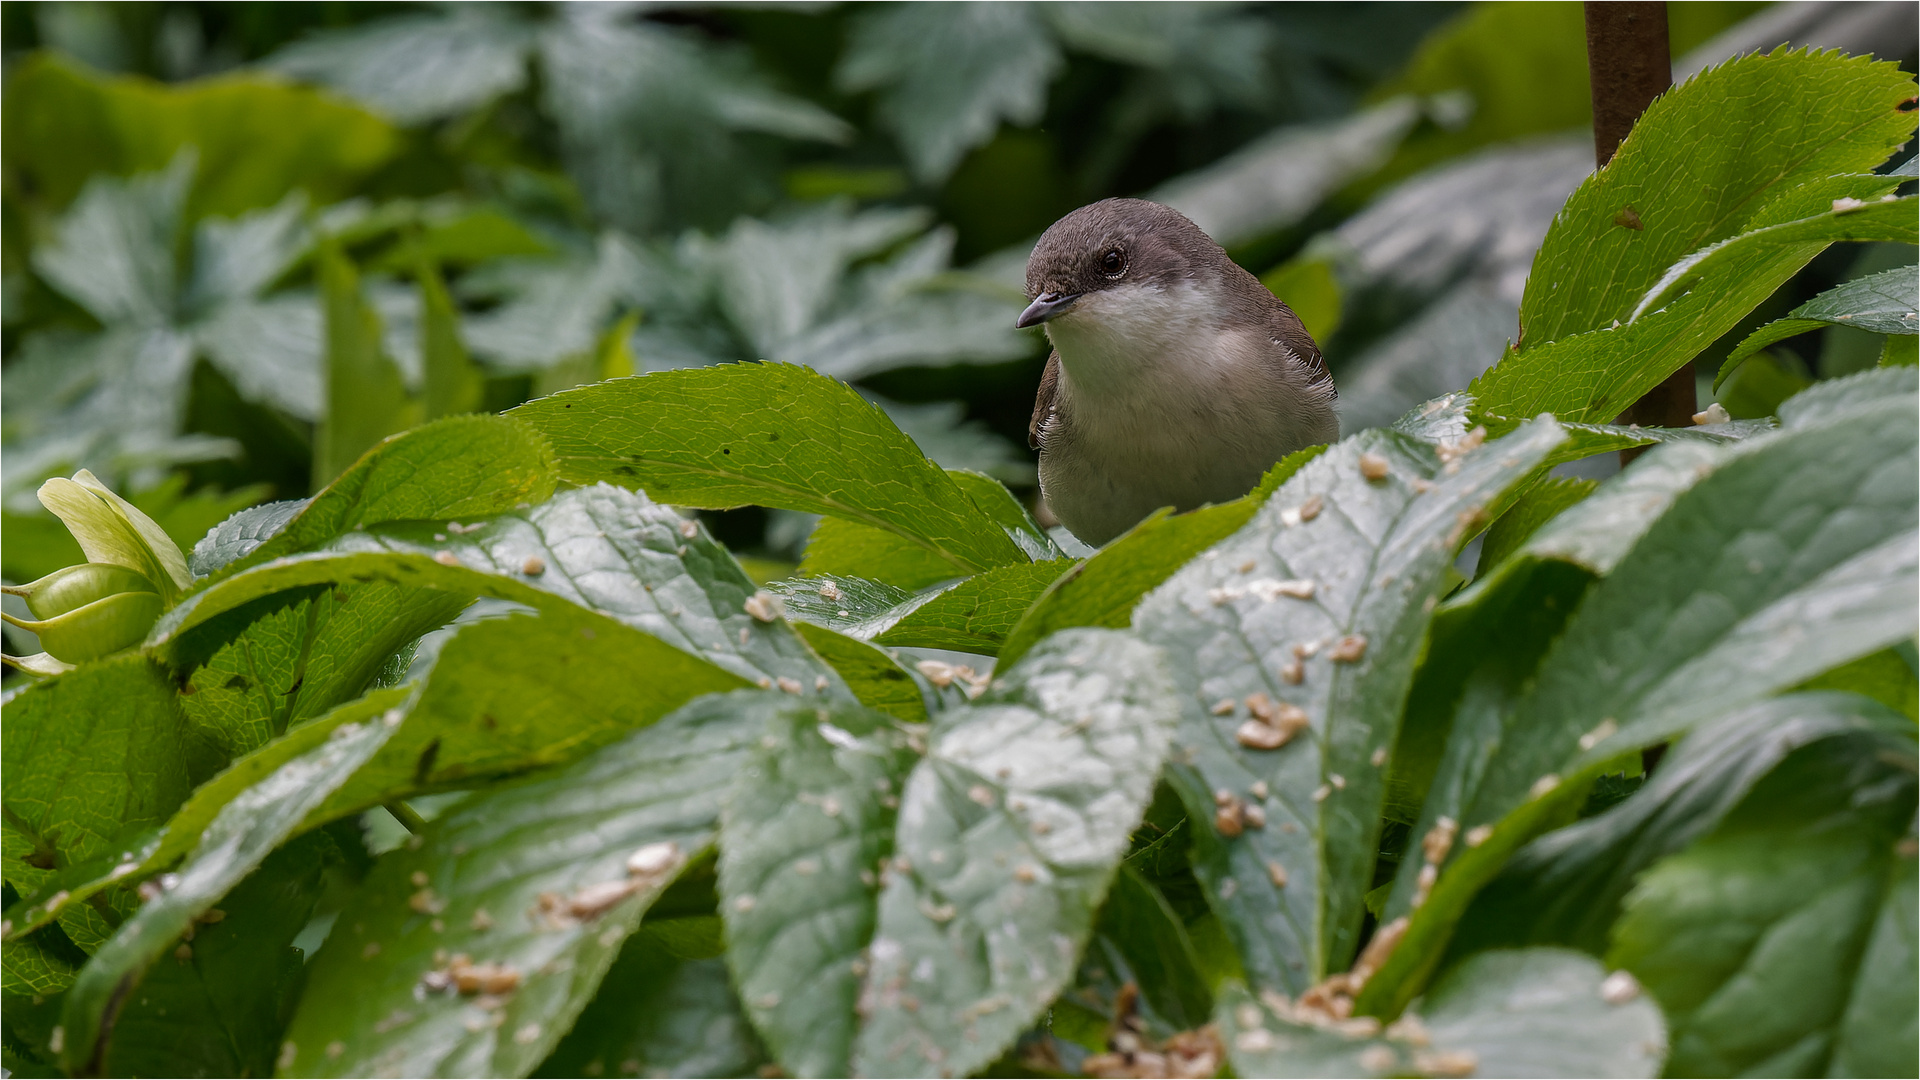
[3,563,158,620]
[1,591,164,664]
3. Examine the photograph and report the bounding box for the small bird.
[1018,198,1339,546]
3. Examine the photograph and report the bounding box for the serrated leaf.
[241,413,557,572]
[1,654,191,970]
[1473,45,1917,429]
[510,364,1027,576]
[1134,419,1565,993]
[1717,264,1920,388]
[188,499,307,577]
[1473,476,1595,576]
[419,261,486,421]
[1363,392,1919,1017]
[280,692,764,1078]
[837,3,1061,183]
[1776,363,1918,429]
[720,699,919,1076]
[174,583,471,758]
[997,447,1324,670]
[1519,49,1916,347]
[1220,948,1665,1078]
[1456,692,1915,958]
[1609,731,1916,1076]
[852,628,1178,1078]
[99,833,332,1078]
[31,153,190,327]
[533,925,768,1079]
[57,690,402,1073]
[163,485,829,693]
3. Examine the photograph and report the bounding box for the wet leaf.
[853,628,1178,1078]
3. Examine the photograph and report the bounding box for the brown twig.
[1585,3,1693,463]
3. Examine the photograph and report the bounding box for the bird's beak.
[1016,291,1081,329]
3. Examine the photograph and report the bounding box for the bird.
[1018,198,1340,546]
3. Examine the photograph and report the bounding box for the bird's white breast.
[1038,280,1334,544]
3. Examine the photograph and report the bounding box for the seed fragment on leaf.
[1358,452,1390,480]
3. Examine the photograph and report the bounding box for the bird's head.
[1016,198,1220,330]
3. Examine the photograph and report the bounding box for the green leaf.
[1796,646,1919,720]
[1134,418,1566,993]
[187,500,307,578]
[1884,332,1918,367]
[1,655,191,962]
[852,628,1178,1078]
[419,262,486,421]
[250,413,557,571]
[997,447,1324,670]
[533,925,768,1079]
[1776,364,1918,428]
[1474,193,1916,430]
[2,53,400,220]
[57,690,402,1073]
[945,469,1060,561]
[1519,49,1916,348]
[510,364,1027,576]
[314,246,417,489]
[281,691,762,1078]
[1455,692,1915,958]
[719,699,919,1077]
[1472,44,1918,428]
[1717,265,1920,389]
[837,3,1061,183]
[161,485,828,694]
[99,833,332,1079]
[1474,476,1595,578]
[1084,865,1214,1035]
[1362,393,1919,1017]
[266,7,535,125]
[1219,948,1665,1078]
[874,560,1076,655]
[3,931,80,997]
[30,152,189,327]
[3,685,396,945]
[791,623,930,724]
[1609,731,1917,1076]
[174,583,471,759]
[799,517,969,591]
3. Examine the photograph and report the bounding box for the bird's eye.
[1101,248,1126,276]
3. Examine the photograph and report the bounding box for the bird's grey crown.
[1024,198,1228,301]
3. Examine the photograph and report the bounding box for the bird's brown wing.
[1268,301,1334,395]
[1029,351,1061,450]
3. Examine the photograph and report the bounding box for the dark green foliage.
[2,10,1915,1080]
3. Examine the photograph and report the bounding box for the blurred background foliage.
[3,0,1914,609]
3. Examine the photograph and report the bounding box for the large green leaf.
[871,560,1075,655]
[1473,193,1915,429]
[160,485,826,693]
[242,413,557,572]
[1518,48,1915,347]
[510,365,1026,576]
[1717,264,1920,389]
[852,628,1178,1078]
[1609,731,1917,1076]
[1133,418,1566,994]
[2,53,399,219]
[1362,391,1919,1017]
[1471,45,1917,428]
[56,690,402,1073]
[719,700,919,1077]
[0,655,191,967]
[1220,947,1665,1078]
[281,691,764,1078]
[98,833,332,1079]
[997,447,1324,670]
[1454,692,1916,958]
[533,924,768,1079]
